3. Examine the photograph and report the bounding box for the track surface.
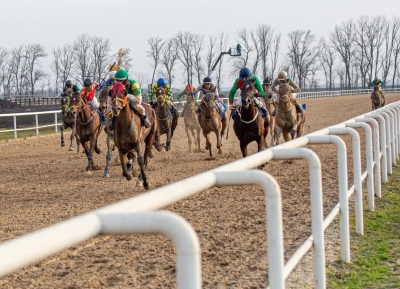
[1,93,399,288]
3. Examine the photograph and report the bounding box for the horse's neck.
[156,103,169,116]
[79,106,93,122]
[239,102,257,118]
[200,101,216,117]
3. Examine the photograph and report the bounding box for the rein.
[200,100,217,121]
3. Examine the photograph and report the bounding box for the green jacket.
[176,89,200,101]
[229,75,264,101]
[126,79,141,96]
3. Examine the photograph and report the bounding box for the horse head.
[98,85,111,114]
[110,82,128,116]
[68,93,87,118]
[60,91,71,116]
[240,79,256,109]
[278,83,293,111]
[156,87,167,106]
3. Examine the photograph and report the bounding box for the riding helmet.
[115,69,129,80]
[278,71,288,80]
[203,77,212,84]
[263,77,271,85]
[65,80,72,87]
[239,67,251,79]
[84,78,93,87]
[157,78,167,88]
[185,84,194,92]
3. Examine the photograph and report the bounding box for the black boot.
[140,115,151,128]
[108,116,115,131]
[295,104,303,114]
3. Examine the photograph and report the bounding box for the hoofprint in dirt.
[0,94,399,288]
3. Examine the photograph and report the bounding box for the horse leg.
[239,141,248,158]
[60,125,65,147]
[119,151,130,180]
[103,134,113,178]
[185,126,193,153]
[89,136,100,171]
[196,128,201,152]
[154,131,162,152]
[274,125,282,146]
[216,129,222,155]
[135,143,150,189]
[69,130,75,151]
[270,118,275,147]
[125,151,134,181]
[165,129,171,151]
[220,113,228,145]
[203,130,212,157]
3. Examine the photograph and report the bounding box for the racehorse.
[60,91,79,152]
[233,79,270,162]
[110,82,156,188]
[198,92,228,158]
[98,85,119,177]
[68,94,103,173]
[264,94,276,147]
[371,85,385,110]
[182,93,201,153]
[274,83,306,145]
[153,87,178,152]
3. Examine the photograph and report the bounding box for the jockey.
[147,77,177,117]
[228,67,268,117]
[63,80,80,95]
[263,77,276,114]
[176,83,200,117]
[271,71,304,114]
[97,71,116,91]
[80,78,100,110]
[370,76,385,101]
[107,69,151,130]
[193,77,225,114]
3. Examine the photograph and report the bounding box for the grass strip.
[327,165,400,288]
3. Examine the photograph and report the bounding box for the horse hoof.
[149,151,154,158]
[144,182,150,190]
[205,156,216,161]
[136,179,143,187]
[95,149,101,154]
[61,143,65,147]
[126,174,133,181]
[69,147,73,151]
[87,170,92,175]
[103,173,109,178]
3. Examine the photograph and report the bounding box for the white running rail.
[0,100,399,288]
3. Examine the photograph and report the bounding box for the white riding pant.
[87,97,99,110]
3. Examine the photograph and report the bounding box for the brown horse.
[181,93,201,153]
[110,83,156,188]
[371,85,385,110]
[60,91,80,152]
[264,94,276,147]
[69,94,103,173]
[274,84,306,145]
[233,79,270,161]
[153,87,178,152]
[98,85,119,178]
[198,92,227,158]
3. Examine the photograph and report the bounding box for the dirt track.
[1,93,399,288]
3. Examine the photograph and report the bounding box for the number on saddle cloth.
[215,101,226,119]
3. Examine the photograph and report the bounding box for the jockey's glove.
[191,92,195,96]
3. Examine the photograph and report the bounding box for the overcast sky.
[1,0,400,88]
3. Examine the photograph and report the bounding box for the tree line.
[0,15,399,97]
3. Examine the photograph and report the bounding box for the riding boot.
[295,104,303,114]
[108,116,115,131]
[140,114,151,128]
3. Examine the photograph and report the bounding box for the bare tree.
[146,37,165,85]
[91,36,112,83]
[231,28,253,77]
[392,18,400,87]
[175,31,195,84]
[73,34,93,85]
[256,24,274,79]
[269,33,281,80]
[115,48,132,72]
[160,39,179,87]
[330,19,356,89]
[215,32,229,91]
[23,44,47,95]
[58,44,75,89]
[250,29,261,75]
[319,37,336,90]
[205,35,218,75]
[9,45,28,95]
[0,48,9,95]
[51,47,61,93]
[287,30,319,88]
[381,16,400,84]
[192,34,205,86]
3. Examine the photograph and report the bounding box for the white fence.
[0,94,399,287]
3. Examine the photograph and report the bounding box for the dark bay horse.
[182,93,201,153]
[69,94,103,173]
[153,87,178,152]
[371,85,385,110]
[274,84,306,145]
[110,83,156,189]
[233,79,270,161]
[198,92,227,158]
[98,85,119,178]
[60,91,79,152]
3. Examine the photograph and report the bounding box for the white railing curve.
[0,99,399,288]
